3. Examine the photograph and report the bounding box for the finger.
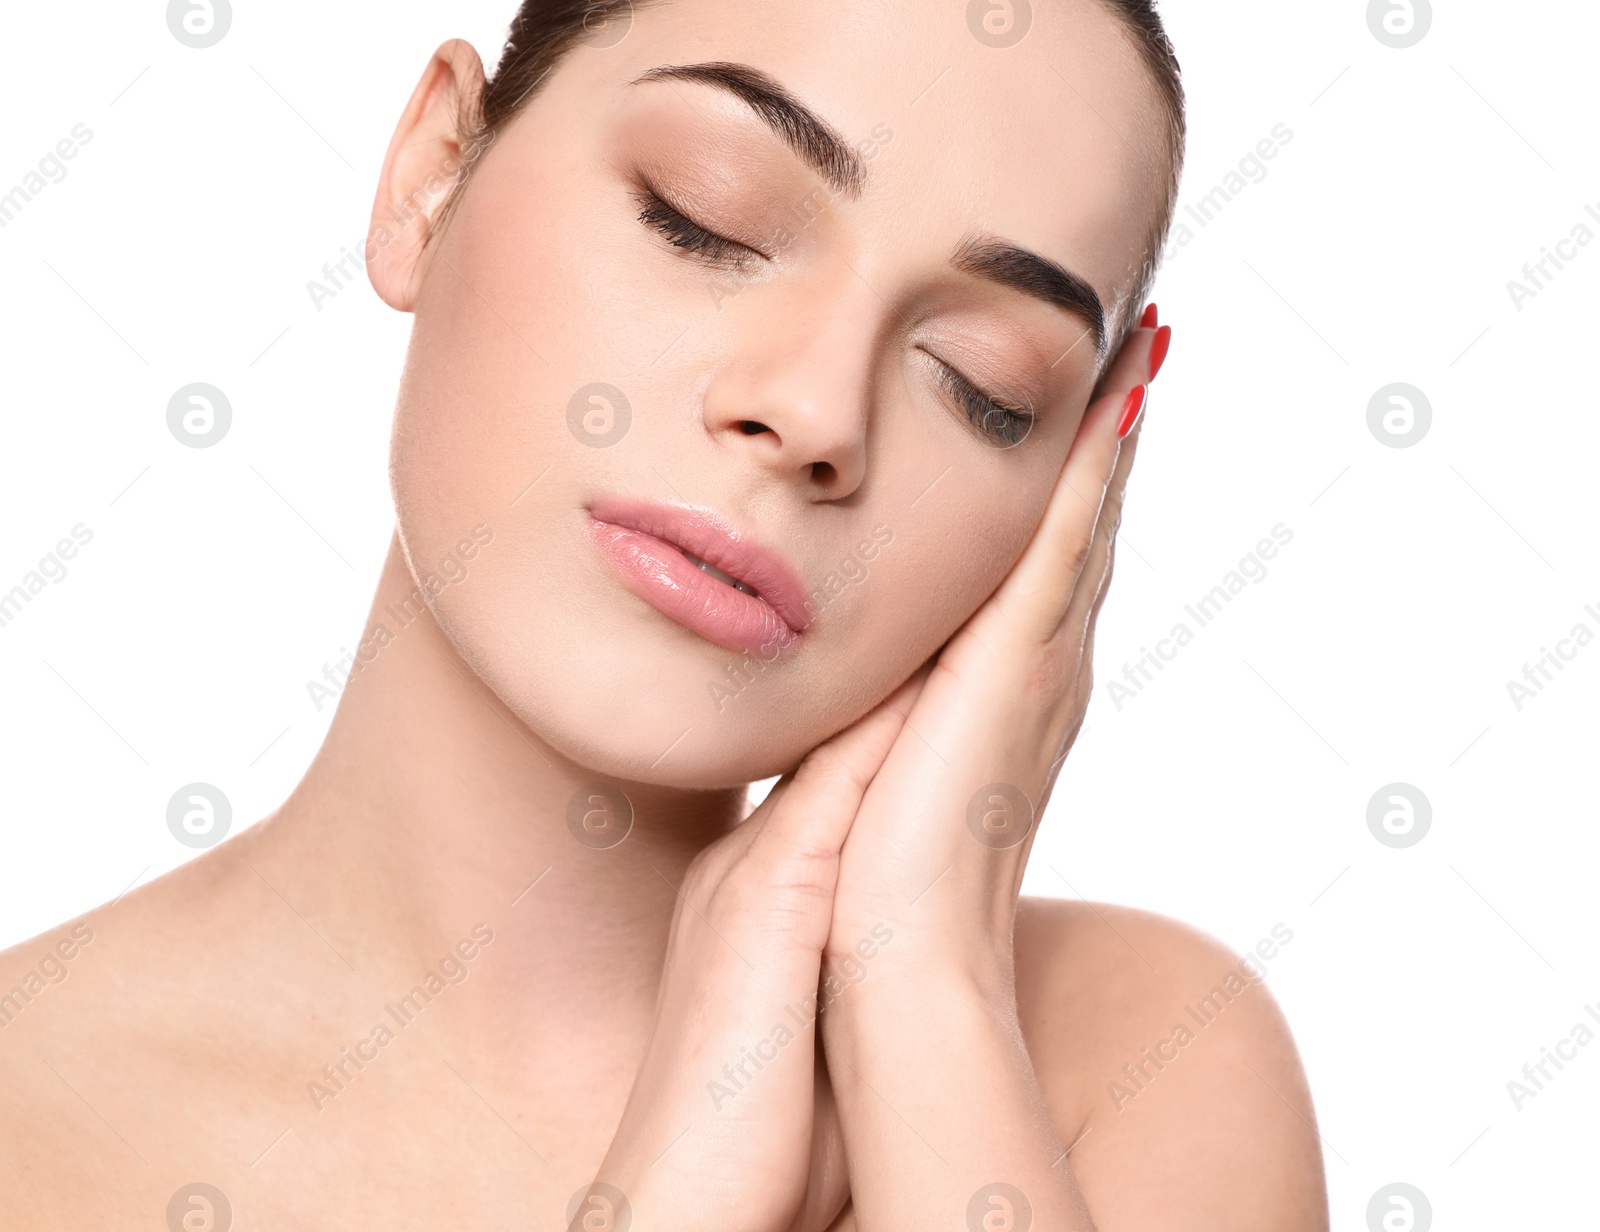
[974,384,1127,644]
[1055,391,1145,647]
[1091,314,1171,402]
[787,1048,851,1232]
[1017,423,1138,839]
[963,303,1172,647]
[1058,312,1167,633]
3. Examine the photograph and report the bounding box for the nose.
[700,273,879,500]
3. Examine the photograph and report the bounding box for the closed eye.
[634,187,764,275]
[929,356,1036,448]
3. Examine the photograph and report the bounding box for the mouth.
[585,496,811,657]
[681,551,761,597]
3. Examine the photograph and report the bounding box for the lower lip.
[587,518,800,658]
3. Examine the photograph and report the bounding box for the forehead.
[565,0,1168,316]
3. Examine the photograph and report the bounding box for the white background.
[1,1,1594,1226]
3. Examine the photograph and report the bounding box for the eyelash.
[635,189,762,274]
[933,361,1035,447]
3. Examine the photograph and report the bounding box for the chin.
[429,564,843,790]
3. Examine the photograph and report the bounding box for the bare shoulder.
[0,908,166,1223]
[0,839,307,1227]
[1013,896,1329,1231]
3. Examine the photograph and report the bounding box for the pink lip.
[586,496,812,657]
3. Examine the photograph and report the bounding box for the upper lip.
[587,495,812,633]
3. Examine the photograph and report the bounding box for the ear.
[366,39,486,312]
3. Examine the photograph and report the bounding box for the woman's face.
[388,0,1168,787]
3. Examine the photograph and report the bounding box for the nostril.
[737,420,770,435]
[810,460,836,485]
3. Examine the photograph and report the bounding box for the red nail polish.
[1139,303,1159,330]
[1117,385,1147,438]
[1148,325,1172,381]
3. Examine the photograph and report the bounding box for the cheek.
[390,140,661,587]
[392,113,726,546]
[396,179,598,514]
[850,480,1047,673]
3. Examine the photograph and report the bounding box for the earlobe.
[366,39,487,312]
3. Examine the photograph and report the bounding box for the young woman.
[0,1,1328,1227]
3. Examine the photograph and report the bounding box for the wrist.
[830,917,1012,992]
[817,944,1016,1044]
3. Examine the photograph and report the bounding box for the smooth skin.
[0,2,1327,1228]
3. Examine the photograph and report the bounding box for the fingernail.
[1148,325,1172,382]
[1139,303,1159,330]
[1117,385,1147,438]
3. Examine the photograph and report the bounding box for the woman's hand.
[581,667,931,1232]
[826,316,1161,979]
[816,315,1166,1230]
[587,310,1166,1232]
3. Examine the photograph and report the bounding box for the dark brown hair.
[438,0,1184,341]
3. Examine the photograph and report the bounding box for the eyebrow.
[951,235,1107,360]
[631,61,865,198]
[631,63,1104,357]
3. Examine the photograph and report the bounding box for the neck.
[248,531,747,1027]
